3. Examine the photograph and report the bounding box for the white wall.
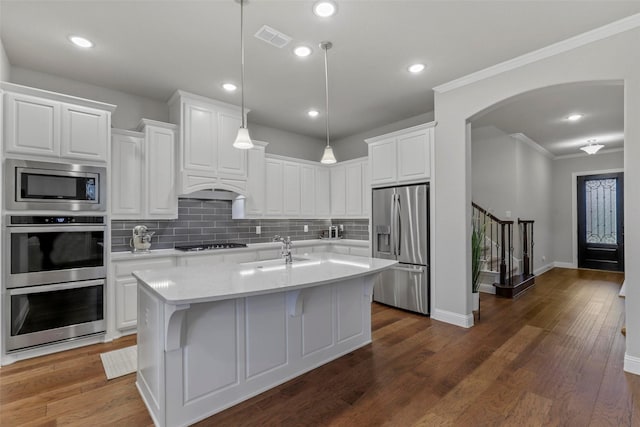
[10,66,169,129]
[332,111,435,161]
[247,122,325,162]
[432,25,640,373]
[0,37,10,82]
[471,125,553,272]
[551,150,624,264]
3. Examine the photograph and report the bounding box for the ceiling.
[472,82,624,157]
[1,1,639,142]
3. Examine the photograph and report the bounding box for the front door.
[577,172,624,271]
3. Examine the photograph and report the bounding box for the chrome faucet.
[273,235,293,264]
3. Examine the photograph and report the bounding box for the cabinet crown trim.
[112,128,144,138]
[364,121,436,144]
[1,82,117,112]
[168,89,247,113]
[137,118,178,131]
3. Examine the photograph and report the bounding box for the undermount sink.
[240,256,312,269]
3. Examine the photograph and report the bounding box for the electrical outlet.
[304,224,309,232]
[256,226,261,235]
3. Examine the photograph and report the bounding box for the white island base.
[134,254,395,427]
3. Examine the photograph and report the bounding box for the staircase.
[473,202,535,298]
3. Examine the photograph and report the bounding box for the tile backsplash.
[111,199,370,252]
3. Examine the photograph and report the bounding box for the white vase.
[472,292,480,311]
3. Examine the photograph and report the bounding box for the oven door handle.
[7,225,106,233]
[8,279,105,296]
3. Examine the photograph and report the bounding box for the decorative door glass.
[585,178,617,244]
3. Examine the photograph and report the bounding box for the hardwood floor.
[1,268,638,426]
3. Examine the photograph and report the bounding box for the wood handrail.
[472,202,514,225]
[518,219,534,224]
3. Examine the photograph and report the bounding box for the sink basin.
[240,256,315,271]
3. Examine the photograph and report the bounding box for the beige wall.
[433,24,640,373]
[0,37,10,82]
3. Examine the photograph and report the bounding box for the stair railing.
[518,219,535,277]
[472,202,514,286]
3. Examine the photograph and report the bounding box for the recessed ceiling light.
[308,109,319,118]
[408,63,425,73]
[69,35,93,48]
[567,113,583,121]
[294,45,312,57]
[222,83,237,92]
[313,1,337,18]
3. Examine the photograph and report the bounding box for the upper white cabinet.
[265,158,284,216]
[365,122,434,187]
[300,164,316,217]
[329,158,368,219]
[168,90,247,195]
[111,119,177,220]
[283,161,301,216]
[330,165,346,217]
[315,167,331,217]
[244,141,268,216]
[2,83,114,163]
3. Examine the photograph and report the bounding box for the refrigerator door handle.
[391,265,425,274]
[390,193,395,256]
[396,193,402,257]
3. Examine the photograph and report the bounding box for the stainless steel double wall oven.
[4,160,107,352]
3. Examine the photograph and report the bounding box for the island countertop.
[132,252,397,305]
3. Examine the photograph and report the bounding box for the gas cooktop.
[174,243,248,252]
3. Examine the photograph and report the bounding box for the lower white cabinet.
[111,119,177,220]
[111,256,176,332]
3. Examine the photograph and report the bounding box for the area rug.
[100,345,137,380]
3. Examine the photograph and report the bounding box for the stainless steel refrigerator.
[372,183,429,315]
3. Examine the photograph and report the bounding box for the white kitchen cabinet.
[265,158,284,216]
[111,256,176,332]
[316,166,331,217]
[111,130,143,218]
[346,163,363,216]
[330,165,346,217]
[168,90,247,194]
[178,254,224,267]
[245,142,268,216]
[362,161,370,216]
[111,120,177,220]
[300,164,316,217]
[365,122,434,187]
[283,161,301,216]
[2,84,114,162]
[60,104,109,162]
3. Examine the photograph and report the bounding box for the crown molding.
[510,133,555,160]
[433,13,640,94]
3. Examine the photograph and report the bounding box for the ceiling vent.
[254,25,292,48]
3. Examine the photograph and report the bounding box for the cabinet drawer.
[114,257,175,278]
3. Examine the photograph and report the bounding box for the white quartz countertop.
[132,252,396,305]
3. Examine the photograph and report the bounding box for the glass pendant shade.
[233,127,253,149]
[580,144,604,155]
[321,145,337,164]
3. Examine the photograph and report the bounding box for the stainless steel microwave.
[5,159,106,212]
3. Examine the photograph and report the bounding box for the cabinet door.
[330,165,346,217]
[346,163,363,216]
[146,126,177,219]
[61,104,109,162]
[369,137,397,186]
[183,102,217,173]
[265,159,284,216]
[116,278,138,330]
[397,129,430,182]
[246,146,266,216]
[300,165,316,217]
[4,92,61,157]
[315,167,331,217]
[283,162,301,216]
[111,133,143,219]
[362,161,370,217]
[218,111,247,178]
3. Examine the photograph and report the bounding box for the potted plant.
[471,220,485,311]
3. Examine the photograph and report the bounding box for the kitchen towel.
[100,345,137,380]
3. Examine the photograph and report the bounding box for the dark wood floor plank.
[0,268,636,426]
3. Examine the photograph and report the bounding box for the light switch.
[256,226,261,235]
[304,225,309,232]
[505,210,512,218]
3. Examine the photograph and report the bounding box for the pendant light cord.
[240,0,246,128]
[322,42,332,148]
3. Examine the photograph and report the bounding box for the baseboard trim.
[534,263,554,276]
[619,281,626,297]
[478,283,496,294]
[431,308,474,328]
[624,353,640,376]
[554,261,575,269]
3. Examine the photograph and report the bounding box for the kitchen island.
[133,252,397,427]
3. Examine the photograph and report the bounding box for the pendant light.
[580,139,604,155]
[320,41,337,164]
[233,0,254,149]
